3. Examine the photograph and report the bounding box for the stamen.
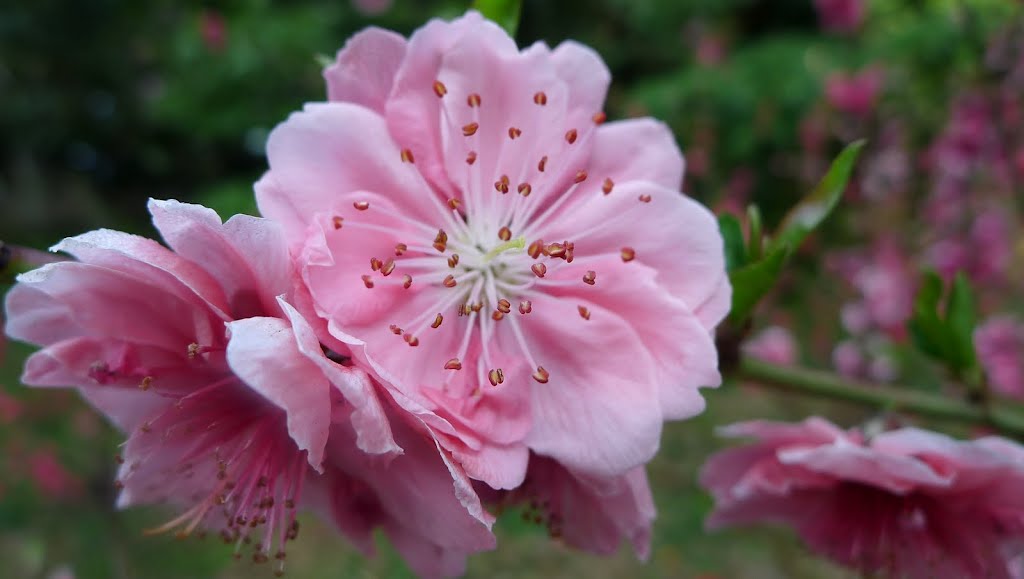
[402,275,413,289]
[498,227,512,241]
[487,368,505,386]
[462,122,479,136]
[639,194,652,203]
[467,93,482,107]
[497,299,511,314]
[508,127,522,139]
[431,314,443,329]
[544,243,566,258]
[442,275,457,288]
[447,198,461,210]
[592,112,607,124]
[565,129,578,144]
[531,263,547,278]
[578,306,591,320]
[517,183,532,197]
[390,325,402,335]
[401,149,415,163]
[403,333,419,347]
[139,376,153,391]
[361,275,374,289]
[353,201,370,211]
[602,178,614,195]
[574,170,588,184]
[519,300,532,314]
[491,311,505,321]
[533,91,547,105]
[370,257,382,271]
[538,156,548,172]
[332,216,344,230]
[394,243,407,256]
[494,175,510,194]
[380,259,396,277]
[527,240,543,259]
[432,81,447,98]
[433,230,448,253]
[448,254,460,268]
[532,366,550,384]
[466,151,478,165]
[444,358,463,371]
[582,270,596,285]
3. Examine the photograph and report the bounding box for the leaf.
[907,270,978,375]
[908,271,949,361]
[946,272,978,371]
[727,244,791,324]
[770,140,865,253]
[717,214,746,272]
[472,0,522,37]
[745,204,763,262]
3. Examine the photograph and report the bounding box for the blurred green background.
[2,0,1022,577]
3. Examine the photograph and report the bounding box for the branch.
[736,356,1024,439]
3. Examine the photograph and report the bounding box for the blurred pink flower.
[199,10,227,53]
[831,341,864,377]
[352,0,392,16]
[825,67,883,117]
[743,326,797,365]
[0,391,21,424]
[835,240,915,339]
[813,0,865,34]
[4,200,493,574]
[975,316,1024,399]
[258,10,729,499]
[28,450,80,499]
[701,418,1024,578]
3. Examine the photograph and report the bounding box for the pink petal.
[325,27,407,114]
[587,118,685,191]
[549,40,611,114]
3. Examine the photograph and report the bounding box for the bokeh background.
[2,0,1023,577]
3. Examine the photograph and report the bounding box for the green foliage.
[908,272,979,377]
[473,0,522,36]
[727,244,791,324]
[718,214,746,272]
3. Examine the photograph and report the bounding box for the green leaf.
[727,244,791,324]
[770,140,865,253]
[717,214,747,272]
[472,0,522,37]
[745,204,763,262]
[946,272,978,371]
[908,271,949,361]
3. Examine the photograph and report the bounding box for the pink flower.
[352,0,392,16]
[257,11,729,492]
[975,316,1024,399]
[700,418,1024,578]
[0,391,21,424]
[27,450,80,499]
[743,326,797,365]
[825,67,883,117]
[4,199,493,575]
[813,0,865,33]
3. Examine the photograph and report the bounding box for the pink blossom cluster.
[3,12,729,576]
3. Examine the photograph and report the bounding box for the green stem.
[736,357,1024,439]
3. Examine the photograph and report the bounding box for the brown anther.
[592,111,607,124]
[517,183,532,197]
[532,366,550,384]
[433,229,448,253]
[467,93,482,107]
[447,198,461,210]
[545,242,566,258]
[497,299,512,314]
[519,300,532,314]
[639,194,652,203]
[602,178,614,195]
[380,259,396,277]
[578,305,591,320]
[403,333,419,347]
[462,122,479,136]
[621,247,636,262]
[139,376,153,391]
[488,368,505,386]
[401,148,415,163]
[582,270,596,285]
[332,216,344,230]
[498,226,512,241]
[491,310,505,321]
[527,240,543,259]
[361,275,374,289]
[114,454,125,464]
[448,254,460,268]
[466,151,478,165]
[442,274,457,288]
[394,243,407,256]
[432,80,447,98]
[574,170,588,184]
[444,358,463,370]
[508,127,522,139]
[402,274,413,289]
[533,91,548,105]
[431,314,443,329]
[494,174,510,194]
[565,129,578,144]
[565,241,575,263]
[531,263,547,278]
[370,257,382,271]
[188,342,201,358]
[471,302,483,313]
[353,201,370,211]
[538,155,548,172]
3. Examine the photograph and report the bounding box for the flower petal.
[325,27,407,113]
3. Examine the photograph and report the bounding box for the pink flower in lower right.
[699,418,1024,579]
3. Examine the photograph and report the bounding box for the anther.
[370,257,382,271]
[517,183,532,197]
[380,259,396,277]
[394,243,407,256]
[519,300,532,314]
[466,151,478,165]
[602,178,614,195]
[538,156,548,172]
[403,333,419,347]
[332,216,344,230]
[462,122,479,136]
[402,274,413,289]
[492,310,505,321]
[532,366,550,383]
[497,299,511,314]
[447,198,461,210]
[432,80,447,98]
[488,368,505,386]
[448,254,460,268]
[533,91,547,105]
[592,111,607,124]
[508,127,522,139]
[544,243,566,258]
[401,149,415,163]
[444,358,463,371]
[621,247,636,262]
[471,303,483,313]
[443,274,457,288]
[574,170,588,183]
[361,275,374,289]
[578,306,591,320]
[531,263,547,278]
[583,270,596,285]
[565,241,575,263]
[467,93,482,107]
[139,376,153,391]
[494,175,510,194]
[431,314,443,329]
[353,201,370,211]
[498,227,512,241]
[527,240,543,259]
[390,325,402,335]
[565,129,578,144]
[433,229,448,252]
[639,194,652,203]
